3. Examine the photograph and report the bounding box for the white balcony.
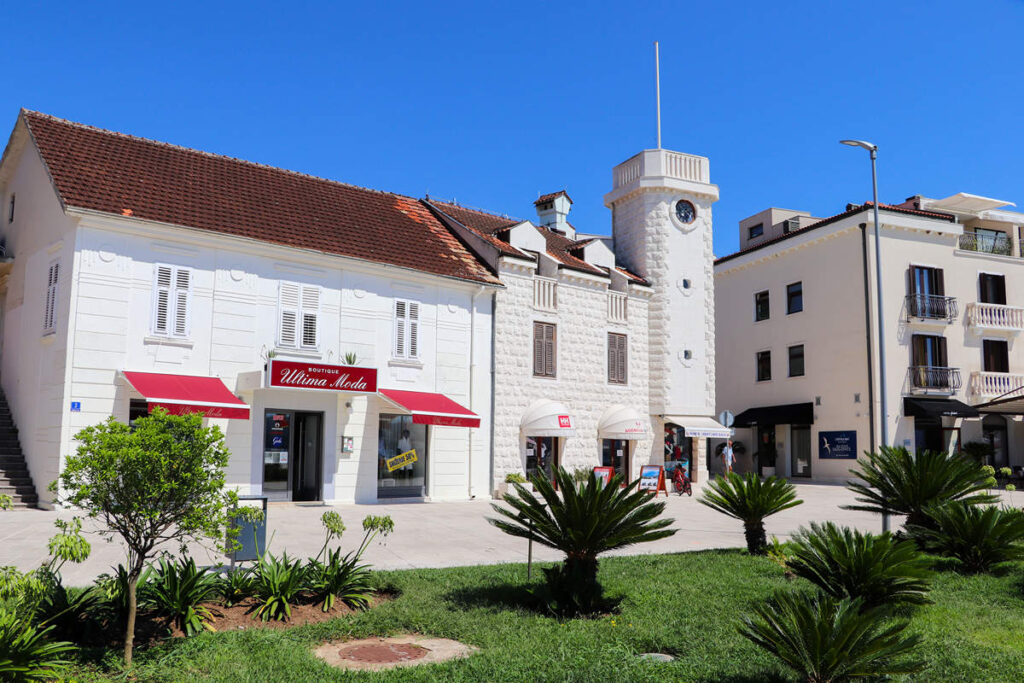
[533,277,557,312]
[970,371,1024,399]
[608,291,628,323]
[966,302,1024,333]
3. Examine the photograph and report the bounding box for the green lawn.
[74,550,1024,682]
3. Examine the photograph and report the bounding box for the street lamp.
[840,139,890,533]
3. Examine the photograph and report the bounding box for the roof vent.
[534,191,574,239]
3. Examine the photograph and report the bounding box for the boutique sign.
[267,360,377,393]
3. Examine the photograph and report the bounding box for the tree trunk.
[744,520,767,555]
[124,573,138,667]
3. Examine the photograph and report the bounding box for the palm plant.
[739,591,925,683]
[699,472,802,554]
[148,556,221,636]
[911,503,1024,573]
[787,522,931,610]
[251,552,307,621]
[0,611,76,682]
[845,447,996,530]
[489,467,676,616]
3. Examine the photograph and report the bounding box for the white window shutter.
[173,268,190,336]
[153,266,172,334]
[408,302,419,358]
[300,286,319,348]
[279,282,300,347]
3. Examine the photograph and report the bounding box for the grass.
[70,550,1024,682]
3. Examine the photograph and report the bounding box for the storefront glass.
[263,411,291,494]
[526,436,558,483]
[664,424,692,479]
[263,410,323,501]
[790,425,811,477]
[378,414,427,498]
[601,439,630,480]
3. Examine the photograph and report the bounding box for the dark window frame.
[786,281,803,314]
[748,223,764,239]
[533,321,557,378]
[754,290,770,321]
[979,273,1007,306]
[788,344,805,377]
[756,350,772,382]
[983,339,1010,373]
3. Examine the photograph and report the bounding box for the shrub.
[148,556,221,636]
[739,592,925,683]
[787,522,931,610]
[489,467,675,616]
[1007,484,1017,492]
[981,465,996,477]
[845,447,996,531]
[0,611,76,681]
[251,552,307,621]
[33,576,101,641]
[699,472,802,554]
[94,565,155,627]
[218,567,254,607]
[571,468,591,485]
[504,473,527,485]
[912,503,1024,573]
[999,467,1013,479]
[0,493,11,510]
[306,512,391,612]
[961,440,994,463]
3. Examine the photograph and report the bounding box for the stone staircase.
[0,389,37,508]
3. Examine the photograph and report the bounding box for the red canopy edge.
[378,388,480,428]
[121,371,250,420]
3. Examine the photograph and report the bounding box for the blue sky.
[3,1,1023,255]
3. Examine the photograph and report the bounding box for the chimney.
[534,191,574,238]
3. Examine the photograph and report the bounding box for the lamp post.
[840,139,890,533]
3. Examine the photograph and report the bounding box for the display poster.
[592,466,615,487]
[819,431,857,459]
[387,449,418,472]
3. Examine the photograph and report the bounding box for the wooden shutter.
[394,300,406,357]
[43,262,59,332]
[533,322,545,375]
[300,286,319,348]
[608,333,627,383]
[937,336,948,368]
[544,323,556,376]
[279,282,299,347]
[153,266,172,334]
[173,268,190,336]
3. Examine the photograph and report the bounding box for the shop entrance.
[914,417,960,455]
[601,439,630,481]
[757,424,778,476]
[526,436,559,484]
[790,425,812,478]
[263,410,323,502]
[664,423,692,480]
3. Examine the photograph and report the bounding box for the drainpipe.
[468,285,485,498]
[489,291,497,498]
[860,223,877,456]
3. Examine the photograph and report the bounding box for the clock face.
[674,199,696,224]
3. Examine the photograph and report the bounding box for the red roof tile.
[534,190,573,205]
[17,111,498,285]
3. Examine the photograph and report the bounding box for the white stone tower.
[604,149,720,478]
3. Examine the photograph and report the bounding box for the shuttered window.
[533,322,556,378]
[43,261,59,334]
[608,333,627,384]
[152,264,192,337]
[393,299,420,359]
[279,282,319,349]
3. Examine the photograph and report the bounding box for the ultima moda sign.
[268,360,378,393]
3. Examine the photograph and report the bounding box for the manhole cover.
[639,652,676,662]
[338,642,428,664]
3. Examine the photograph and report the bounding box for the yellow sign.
[386,449,418,472]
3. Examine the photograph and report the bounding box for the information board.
[819,431,858,459]
[638,465,667,496]
[592,466,615,487]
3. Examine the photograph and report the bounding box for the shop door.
[526,436,559,484]
[293,413,323,502]
[263,410,323,502]
[601,439,630,481]
[790,425,812,478]
[914,417,943,454]
[757,425,777,476]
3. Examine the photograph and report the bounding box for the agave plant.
[33,575,101,641]
[739,591,925,683]
[845,447,996,530]
[787,522,931,610]
[94,564,155,627]
[699,472,802,554]
[308,548,372,612]
[218,566,255,607]
[489,467,676,616]
[911,503,1024,573]
[0,610,76,681]
[148,556,221,636]
[251,552,307,621]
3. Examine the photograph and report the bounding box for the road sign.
[718,410,735,428]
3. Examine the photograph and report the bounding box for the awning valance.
[732,403,814,428]
[598,405,650,440]
[521,399,576,437]
[664,415,733,438]
[121,371,250,420]
[378,389,479,428]
[903,397,979,419]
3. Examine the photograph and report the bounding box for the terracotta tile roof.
[534,190,572,205]
[18,110,499,285]
[614,266,649,285]
[715,201,957,266]
[539,227,606,276]
[427,200,528,258]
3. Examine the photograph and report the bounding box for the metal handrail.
[959,232,1012,256]
[905,293,958,322]
[908,365,962,391]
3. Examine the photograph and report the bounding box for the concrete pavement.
[3,483,1020,586]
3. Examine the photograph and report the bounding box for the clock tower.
[604,148,721,478]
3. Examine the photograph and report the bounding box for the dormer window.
[748,223,763,239]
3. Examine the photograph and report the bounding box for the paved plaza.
[3,483,1021,586]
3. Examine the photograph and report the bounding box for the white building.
[0,110,497,507]
[715,194,1024,481]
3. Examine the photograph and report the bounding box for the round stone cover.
[314,636,478,671]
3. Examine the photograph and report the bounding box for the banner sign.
[819,430,858,459]
[268,360,377,393]
[387,449,417,472]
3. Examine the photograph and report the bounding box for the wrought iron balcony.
[908,366,962,393]
[905,293,958,322]
[966,302,1024,333]
[958,232,1013,256]
[970,371,1024,399]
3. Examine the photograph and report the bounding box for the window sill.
[40,332,55,345]
[143,335,194,349]
[533,375,557,380]
[272,347,322,359]
[388,358,424,369]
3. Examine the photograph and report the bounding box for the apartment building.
[715,193,1024,481]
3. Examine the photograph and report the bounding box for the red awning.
[122,371,250,420]
[378,389,480,428]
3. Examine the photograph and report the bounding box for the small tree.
[54,407,238,666]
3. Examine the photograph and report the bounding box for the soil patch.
[314,636,478,671]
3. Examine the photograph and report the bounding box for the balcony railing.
[533,276,557,312]
[958,232,1013,256]
[905,293,958,322]
[607,291,628,323]
[966,302,1024,332]
[970,371,1024,398]
[908,366,962,392]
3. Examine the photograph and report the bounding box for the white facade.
[716,194,1024,481]
[0,137,495,508]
